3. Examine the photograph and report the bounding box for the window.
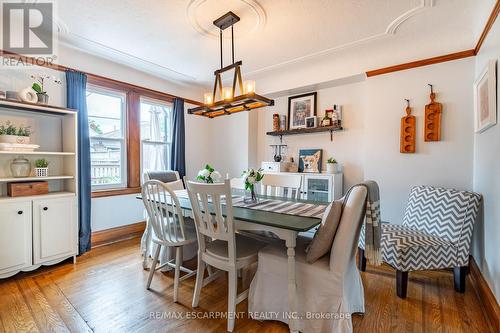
[140,97,172,179]
[87,85,127,189]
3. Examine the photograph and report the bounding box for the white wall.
[250,59,476,225]
[471,17,500,301]
[363,59,475,223]
[0,45,210,232]
[257,81,367,191]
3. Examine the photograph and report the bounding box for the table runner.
[172,189,326,219]
[232,196,326,219]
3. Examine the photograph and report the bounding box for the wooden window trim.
[91,187,142,198]
[89,78,177,197]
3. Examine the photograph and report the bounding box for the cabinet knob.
[17,211,23,215]
[43,207,48,211]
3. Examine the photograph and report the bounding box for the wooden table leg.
[285,232,299,333]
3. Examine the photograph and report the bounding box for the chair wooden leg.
[192,252,205,308]
[173,247,182,302]
[396,270,408,299]
[147,244,161,290]
[454,266,467,293]
[358,247,366,272]
[227,268,237,332]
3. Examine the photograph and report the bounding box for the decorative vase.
[244,186,258,204]
[37,93,49,105]
[35,167,48,177]
[10,157,31,177]
[326,163,338,174]
[0,135,31,144]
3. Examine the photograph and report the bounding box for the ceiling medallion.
[188,11,274,118]
[186,0,266,39]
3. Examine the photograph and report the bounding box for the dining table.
[137,189,326,333]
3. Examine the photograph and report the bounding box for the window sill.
[91,187,141,198]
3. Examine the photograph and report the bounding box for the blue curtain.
[66,71,91,255]
[170,98,186,178]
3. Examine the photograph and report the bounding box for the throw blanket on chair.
[351,181,382,265]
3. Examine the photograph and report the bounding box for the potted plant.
[326,157,340,174]
[196,164,222,183]
[242,168,264,203]
[34,158,49,177]
[31,73,62,105]
[0,122,31,144]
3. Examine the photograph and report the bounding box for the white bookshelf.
[0,175,74,183]
[0,151,75,156]
[0,100,79,279]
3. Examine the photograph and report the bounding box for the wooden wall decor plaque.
[400,100,416,153]
[424,85,442,141]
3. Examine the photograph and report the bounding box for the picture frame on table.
[474,59,497,133]
[298,148,322,173]
[288,92,317,130]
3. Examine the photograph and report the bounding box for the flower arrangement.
[197,164,222,183]
[31,73,61,104]
[242,168,264,203]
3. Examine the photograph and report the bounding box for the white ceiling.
[55,0,494,86]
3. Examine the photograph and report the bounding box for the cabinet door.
[0,201,32,275]
[304,175,332,202]
[33,196,77,264]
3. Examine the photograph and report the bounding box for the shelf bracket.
[279,134,283,144]
[330,129,334,142]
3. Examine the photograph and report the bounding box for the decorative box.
[7,181,49,197]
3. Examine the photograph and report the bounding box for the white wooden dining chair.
[230,177,246,196]
[141,170,184,269]
[261,173,302,199]
[185,179,266,332]
[142,180,197,303]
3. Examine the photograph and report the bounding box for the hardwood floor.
[0,238,491,333]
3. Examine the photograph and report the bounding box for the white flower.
[198,169,210,178]
[246,176,256,184]
[211,171,221,182]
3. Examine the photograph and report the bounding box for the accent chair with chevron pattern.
[359,185,481,298]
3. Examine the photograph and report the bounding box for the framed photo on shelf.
[288,92,317,130]
[305,116,317,128]
[474,59,497,133]
[298,148,322,173]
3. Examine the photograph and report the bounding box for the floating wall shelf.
[266,126,343,142]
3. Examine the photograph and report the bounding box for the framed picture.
[474,59,497,133]
[298,148,322,173]
[305,116,317,128]
[288,92,317,130]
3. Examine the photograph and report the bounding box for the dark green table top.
[137,193,325,232]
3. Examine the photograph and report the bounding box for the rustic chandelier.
[188,11,274,118]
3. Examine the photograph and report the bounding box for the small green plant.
[35,159,49,168]
[327,157,337,164]
[0,122,31,136]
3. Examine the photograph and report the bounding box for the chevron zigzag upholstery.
[359,186,481,271]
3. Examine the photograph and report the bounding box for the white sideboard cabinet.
[0,100,79,279]
[262,169,343,202]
